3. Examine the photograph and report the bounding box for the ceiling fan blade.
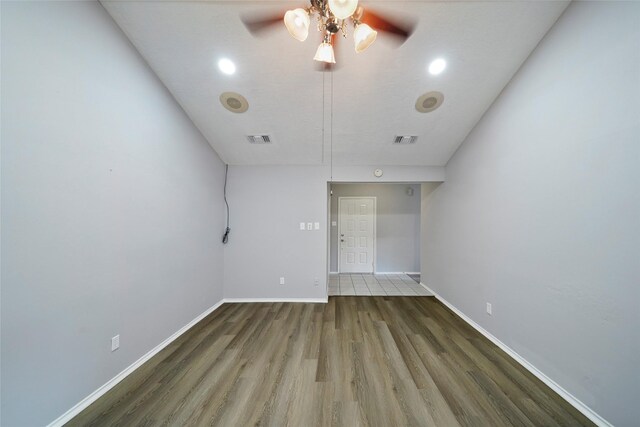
[360,8,415,43]
[241,13,284,36]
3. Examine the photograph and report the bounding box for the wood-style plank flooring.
[69,297,594,426]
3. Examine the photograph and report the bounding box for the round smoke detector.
[415,91,444,113]
[220,92,249,113]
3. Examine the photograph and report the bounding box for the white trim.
[375,271,421,275]
[223,298,328,304]
[47,299,225,427]
[329,271,339,274]
[421,284,612,427]
[337,196,377,274]
[418,282,434,296]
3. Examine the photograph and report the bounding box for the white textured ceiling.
[102,0,568,166]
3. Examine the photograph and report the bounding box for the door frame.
[337,196,377,274]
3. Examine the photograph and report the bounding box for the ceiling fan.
[242,0,414,68]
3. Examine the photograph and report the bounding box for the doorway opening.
[328,183,429,296]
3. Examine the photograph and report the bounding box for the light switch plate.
[314,222,320,230]
[300,222,305,230]
[307,222,312,230]
[280,277,285,285]
[331,221,337,227]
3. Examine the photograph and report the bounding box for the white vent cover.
[247,135,271,144]
[393,135,418,144]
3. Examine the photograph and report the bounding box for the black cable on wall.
[222,164,231,244]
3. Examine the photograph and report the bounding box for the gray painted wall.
[421,2,640,426]
[223,165,328,300]
[330,165,445,183]
[222,167,440,300]
[330,184,421,273]
[420,182,441,279]
[1,2,226,425]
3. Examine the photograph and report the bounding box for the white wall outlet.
[300,222,305,230]
[314,222,320,230]
[307,222,312,230]
[486,303,492,315]
[111,334,120,352]
[331,221,337,227]
[314,277,319,286]
[280,277,285,285]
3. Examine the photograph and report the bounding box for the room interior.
[328,182,427,296]
[1,1,638,426]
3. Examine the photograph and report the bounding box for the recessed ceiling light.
[428,58,446,75]
[218,58,236,75]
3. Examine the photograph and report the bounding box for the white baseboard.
[330,271,420,275]
[375,271,421,275]
[421,284,612,427]
[418,282,434,296]
[223,297,328,303]
[47,299,225,427]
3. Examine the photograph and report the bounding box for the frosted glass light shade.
[284,8,310,42]
[328,0,358,20]
[353,23,377,53]
[313,42,336,63]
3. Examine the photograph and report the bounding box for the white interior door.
[339,197,375,273]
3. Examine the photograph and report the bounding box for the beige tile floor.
[328,273,433,296]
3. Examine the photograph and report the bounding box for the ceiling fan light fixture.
[353,23,377,53]
[284,8,310,42]
[313,42,336,64]
[328,0,358,20]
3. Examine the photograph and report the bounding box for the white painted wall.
[421,2,640,426]
[0,2,226,425]
[330,184,421,273]
[223,165,328,300]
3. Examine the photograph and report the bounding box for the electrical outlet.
[300,222,305,230]
[111,335,120,352]
[314,277,319,286]
[486,303,492,315]
[314,222,320,230]
[307,222,312,231]
[280,277,285,285]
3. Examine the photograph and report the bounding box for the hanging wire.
[330,70,333,181]
[322,68,325,164]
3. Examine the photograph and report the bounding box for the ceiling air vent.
[247,135,272,144]
[393,135,418,144]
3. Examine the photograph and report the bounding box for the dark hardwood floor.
[68,297,593,426]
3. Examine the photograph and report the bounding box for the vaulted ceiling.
[102,0,568,166]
